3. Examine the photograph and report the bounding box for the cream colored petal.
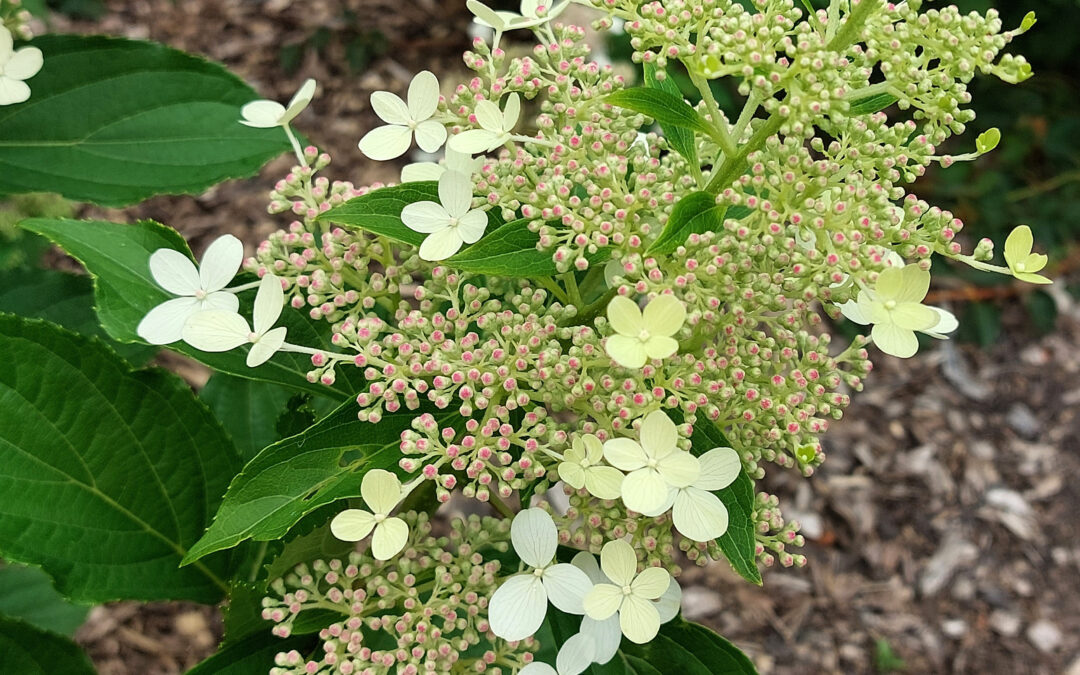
[448,128,500,154]
[467,0,507,30]
[894,265,931,303]
[565,438,586,464]
[584,467,624,500]
[606,295,643,336]
[695,447,741,491]
[511,507,557,568]
[672,487,729,542]
[402,201,451,234]
[556,632,596,675]
[871,322,919,359]
[890,303,939,332]
[922,307,959,338]
[657,451,700,489]
[414,119,448,153]
[639,410,678,459]
[629,566,670,601]
[0,77,30,105]
[542,563,593,615]
[558,461,586,490]
[581,615,622,664]
[488,575,548,641]
[1023,252,1049,273]
[0,26,12,63]
[329,508,375,541]
[583,584,623,622]
[838,299,871,325]
[873,266,904,301]
[502,92,521,129]
[361,469,402,515]
[643,335,679,360]
[198,234,243,292]
[401,162,445,183]
[358,124,414,161]
[654,578,682,624]
[474,99,505,132]
[407,70,440,121]
[136,296,201,345]
[621,469,670,515]
[1004,225,1033,267]
[252,274,284,335]
[445,147,481,174]
[5,47,43,81]
[571,551,606,585]
[371,517,409,561]
[605,335,647,369]
[582,434,604,463]
[370,90,411,125]
[182,310,250,352]
[149,248,201,296]
[239,100,285,128]
[456,209,488,244]
[281,78,316,124]
[642,294,686,337]
[419,227,465,261]
[599,539,637,587]
[438,170,474,218]
[246,326,286,367]
[618,595,661,644]
[602,438,647,472]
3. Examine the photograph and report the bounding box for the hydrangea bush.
[0,1,1050,673]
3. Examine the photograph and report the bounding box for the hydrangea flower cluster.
[134,0,1047,671]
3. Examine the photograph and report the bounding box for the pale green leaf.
[0,564,89,637]
[605,88,714,137]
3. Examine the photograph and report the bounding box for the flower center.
[621,585,633,596]
[248,331,260,343]
[1015,261,1027,272]
[533,566,547,578]
[374,513,386,524]
[884,299,897,311]
[448,217,460,229]
[637,328,651,342]
[646,457,659,469]
[194,289,208,301]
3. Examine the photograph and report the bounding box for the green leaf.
[201,374,297,462]
[0,268,156,365]
[0,564,89,637]
[0,35,290,206]
[0,617,96,675]
[643,64,698,167]
[606,87,714,137]
[690,418,761,585]
[648,191,723,255]
[0,315,238,603]
[318,182,441,247]
[847,92,898,116]
[445,217,558,277]
[183,401,453,565]
[187,631,314,675]
[20,217,355,399]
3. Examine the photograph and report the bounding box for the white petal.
[619,595,661,644]
[580,615,622,664]
[0,26,11,61]
[407,70,441,121]
[673,488,729,542]
[240,100,285,128]
[362,469,402,515]
[621,469,671,515]
[0,77,30,105]
[449,128,500,154]
[445,147,481,174]
[474,99,505,132]
[643,335,679,360]
[246,326,287,367]
[654,578,682,624]
[438,170,474,218]
[519,664,557,675]
[370,90,411,125]
[605,335,647,369]
[599,539,637,587]
[182,310,250,352]
[511,507,557,568]
[642,294,686,337]
[602,438,647,472]
[584,467,624,500]
[198,234,243,292]
[630,567,670,601]
[201,291,240,314]
[488,575,548,641]
[925,306,958,336]
[696,447,741,491]
[136,296,201,345]
[871,322,919,358]
[558,461,586,490]
[456,209,488,244]
[542,563,593,615]
[149,248,201,296]
[571,551,607,585]
[656,451,700,490]
[401,162,445,183]
[419,228,465,261]
[467,0,507,30]
[402,201,452,234]
[502,92,521,129]
[358,124,414,160]
[606,295,644,336]
[5,47,43,81]
[556,633,596,675]
[583,584,623,622]
[371,517,409,561]
[838,299,871,325]
[281,78,316,125]
[414,120,448,153]
[329,509,376,541]
[253,274,284,335]
[639,410,678,458]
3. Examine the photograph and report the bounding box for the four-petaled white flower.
[448,93,521,155]
[240,78,317,128]
[488,508,593,642]
[401,170,488,261]
[358,70,446,161]
[519,633,595,675]
[604,294,686,369]
[839,265,954,358]
[603,411,699,516]
[467,0,570,34]
[1004,225,1052,285]
[401,147,483,183]
[182,273,287,367]
[136,234,244,345]
[583,540,672,645]
[660,446,741,543]
[329,469,410,561]
[573,551,681,664]
[558,434,624,500]
[0,26,43,106]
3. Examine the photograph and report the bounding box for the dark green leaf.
[0,315,238,603]
[0,564,89,637]
[847,92,898,116]
[606,88,714,137]
[0,617,96,675]
[690,419,761,585]
[648,192,723,255]
[20,217,355,399]
[445,217,557,277]
[318,182,440,247]
[643,64,698,167]
[201,374,297,462]
[0,35,290,206]
[187,631,314,675]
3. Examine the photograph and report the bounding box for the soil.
[31,1,1080,673]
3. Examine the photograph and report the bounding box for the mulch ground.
[32,1,1080,673]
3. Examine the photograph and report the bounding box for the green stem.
[537,275,572,305]
[688,69,738,160]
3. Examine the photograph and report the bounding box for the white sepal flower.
[467,0,571,33]
[519,634,595,675]
[558,434,624,500]
[182,273,287,367]
[0,26,43,106]
[358,70,446,160]
[604,294,686,368]
[240,78,316,128]
[488,508,593,642]
[136,234,244,345]
[401,170,488,261]
[661,446,741,543]
[603,411,699,516]
[839,265,954,358]
[448,93,521,154]
[401,147,483,183]
[583,540,671,645]
[329,469,410,561]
